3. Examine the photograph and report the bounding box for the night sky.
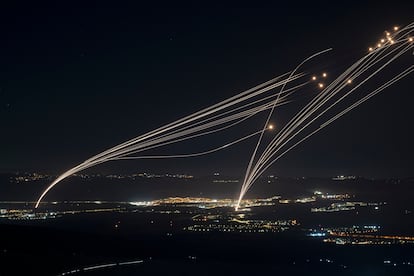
[1,2,414,177]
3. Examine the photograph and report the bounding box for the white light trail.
[57,259,144,275]
[236,22,414,209]
[83,263,117,271]
[35,71,307,208]
[35,22,414,211]
[118,260,144,266]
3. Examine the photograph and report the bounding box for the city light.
[32,22,414,211]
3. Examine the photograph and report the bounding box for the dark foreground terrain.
[1,212,414,276]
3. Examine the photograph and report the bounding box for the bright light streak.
[34,71,306,208]
[118,260,144,266]
[236,22,414,210]
[32,22,414,212]
[83,263,117,271]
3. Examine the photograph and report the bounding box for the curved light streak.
[35,22,414,210]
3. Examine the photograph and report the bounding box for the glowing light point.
[380,39,385,43]
[393,26,399,31]
[368,47,373,52]
[390,40,395,44]
[268,124,274,130]
[409,37,413,42]
[377,43,382,47]
[322,72,327,78]
[312,76,317,81]
[347,79,352,84]
[386,31,391,36]
[318,83,324,88]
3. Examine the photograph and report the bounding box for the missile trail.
[241,49,332,201]
[35,72,307,208]
[236,23,414,209]
[245,65,414,189]
[35,22,414,210]
[114,129,264,160]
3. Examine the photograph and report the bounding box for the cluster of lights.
[311,72,328,89]
[35,22,414,210]
[368,25,414,52]
[311,72,353,88]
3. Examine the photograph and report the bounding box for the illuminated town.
[2,3,414,275]
[1,184,413,247]
[2,175,414,275]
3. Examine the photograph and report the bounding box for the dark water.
[1,176,414,275]
[1,211,414,276]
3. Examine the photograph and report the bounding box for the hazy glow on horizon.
[34,22,414,210]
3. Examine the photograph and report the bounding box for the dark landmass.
[1,174,414,275]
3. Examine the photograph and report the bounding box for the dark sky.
[1,1,414,177]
